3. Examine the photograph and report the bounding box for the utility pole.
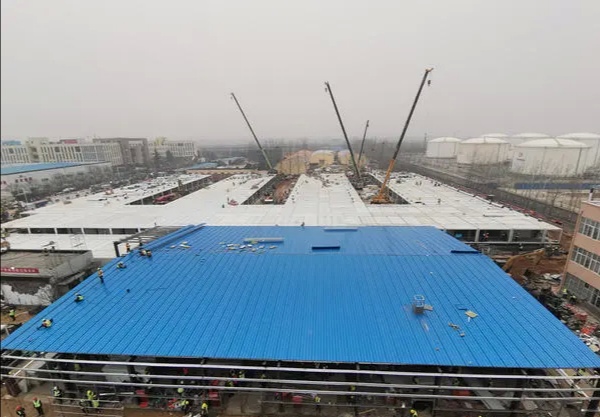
[230,92,274,171]
[324,82,361,180]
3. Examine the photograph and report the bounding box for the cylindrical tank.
[425,137,461,158]
[511,138,590,177]
[557,133,600,169]
[310,150,335,166]
[506,133,550,161]
[456,137,509,165]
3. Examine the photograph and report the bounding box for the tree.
[165,150,175,167]
[153,149,161,172]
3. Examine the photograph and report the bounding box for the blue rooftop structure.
[0,162,99,175]
[3,226,599,369]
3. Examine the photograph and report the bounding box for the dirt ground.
[1,306,32,325]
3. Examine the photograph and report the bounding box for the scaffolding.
[2,351,599,417]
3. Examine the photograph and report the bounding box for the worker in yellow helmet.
[201,401,209,417]
[409,409,418,417]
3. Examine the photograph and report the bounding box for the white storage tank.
[425,137,461,158]
[511,138,590,177]
[456,137,509,165]
[557,133,600,169]
[506,133,550,161]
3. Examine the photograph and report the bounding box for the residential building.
[152,137,196,158]
[563,197,600,312]
[93,137,150,166]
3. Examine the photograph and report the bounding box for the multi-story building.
[1,140,31,164]
[36,139,123,166]
[152,137,196,158]
[1,138,125,166]
[563,196,600,313]
[93,137,150,166]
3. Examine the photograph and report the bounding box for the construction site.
[2,71,599,417]
[2,225,600,417]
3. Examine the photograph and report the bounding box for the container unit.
[456,137,509,165]
[511,138,590,177]
[425,137,462,158]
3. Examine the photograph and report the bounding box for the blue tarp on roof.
[3,226,599,369]
[1,162,91,175]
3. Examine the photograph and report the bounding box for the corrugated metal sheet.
[3,226,599,368]
[1,162,93,175]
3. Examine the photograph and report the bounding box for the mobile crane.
[371,68,433,204]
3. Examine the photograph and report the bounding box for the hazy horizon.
[2,0,599,142]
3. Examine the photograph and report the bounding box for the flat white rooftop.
[2,171,560,257]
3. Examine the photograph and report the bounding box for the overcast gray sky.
[2,0,599,143]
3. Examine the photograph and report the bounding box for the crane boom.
[357,120,370,169]
[230,92,273,171]
[372,68,433,204]
[324,82,361,180]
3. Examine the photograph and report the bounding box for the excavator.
[372,68,433,204]
[502,248,546,274]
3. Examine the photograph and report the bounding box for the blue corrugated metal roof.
[1,162,94,175]
[3,226,599,368]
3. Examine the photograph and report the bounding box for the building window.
[579,216,600,241]
[564,273,594,303]
[571,246,600,275]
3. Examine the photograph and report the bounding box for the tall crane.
[230,92,275,172]
[324,82,361,182]
[357,120,370,169]
[371,68,433,204]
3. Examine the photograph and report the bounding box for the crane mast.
[372,68,433,204]
[230,92,274,172]
[357,120,370,169]
[324,82,361,182]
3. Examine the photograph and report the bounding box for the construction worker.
[9,306,16,321]
[146,249,152,258]
[97,268,104,284]
[177,386,185,397]
[116,261,126,269]
[180,398,191,414]
[16,405,26,417]
[40,318,53,329]
[86,389,96,402]
[125,242,131,253]
[51,385,63,403]
[314,395,321,413]
[140,249,147,257]
[562,288,568,298]
[32,397,44,416]
[75,293,84,303]
[409,408,418,417]
[201,401,209,417]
